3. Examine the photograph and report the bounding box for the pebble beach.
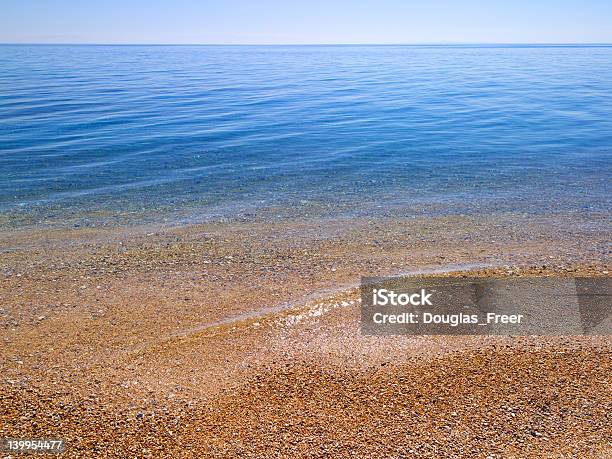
[1,212,610,457]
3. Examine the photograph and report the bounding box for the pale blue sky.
[2,0,612,44]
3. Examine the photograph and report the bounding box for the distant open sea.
[1,45,611,228]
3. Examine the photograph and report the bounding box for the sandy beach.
[1,212,610,457]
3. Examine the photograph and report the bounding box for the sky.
[2,0,612,45]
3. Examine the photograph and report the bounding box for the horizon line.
[2,42,612,47]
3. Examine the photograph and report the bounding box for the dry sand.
[1,212,610,457]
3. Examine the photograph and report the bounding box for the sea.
[1,44,611,228]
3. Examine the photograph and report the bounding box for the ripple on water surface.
[0,45,611,228]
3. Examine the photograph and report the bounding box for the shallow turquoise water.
[1,45,611,227]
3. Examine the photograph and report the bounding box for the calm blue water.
[1,45,611,228]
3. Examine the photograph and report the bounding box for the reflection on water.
[1,45,611,228]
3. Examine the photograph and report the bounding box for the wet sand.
[1,212,610,457]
